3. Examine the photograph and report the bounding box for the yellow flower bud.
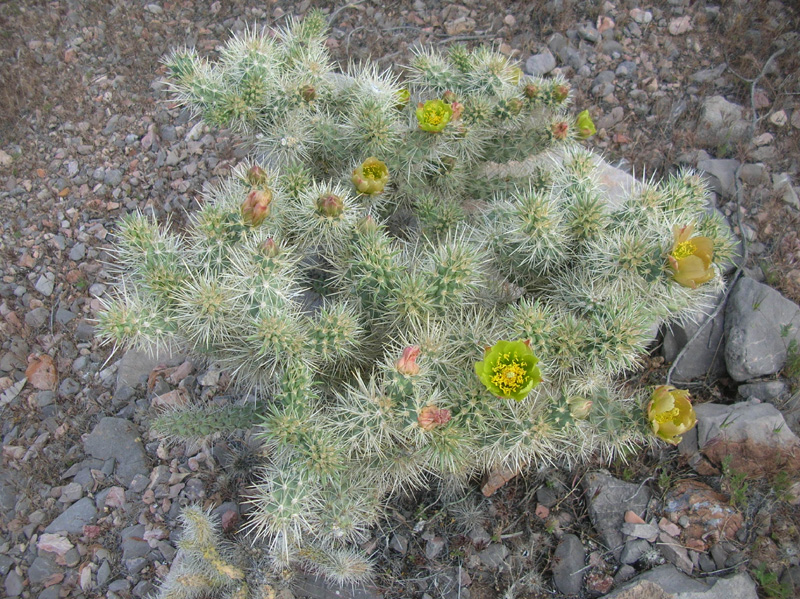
[351,157,389,195]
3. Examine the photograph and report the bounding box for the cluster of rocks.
[1,0,800,598]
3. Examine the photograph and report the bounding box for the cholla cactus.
[99,12,736,586]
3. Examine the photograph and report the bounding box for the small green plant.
[98,12,736,591]
[721,455,750,509]
[752,563,792,599]
[784,339,800,379]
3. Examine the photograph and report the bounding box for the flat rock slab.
[685,401,800,479]
[552,534,585,595]
[603,565,757,599]
[582,471,651,559]
[44,497,97,534]
[293,574,382,599]
[724,277,800,381]
[83,417,149,485]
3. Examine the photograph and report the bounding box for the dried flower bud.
[259,237,280,257]
[507,98,523,115]
[301,85,316,102]
[442,90,457,104]
[417,405,451,431]
[450,101,464,121]
[316,193,344,218]
[246,165,269,188]
[524,83,540,100]
[241,189,273,226]
[567,396,593,420]
[552,84,570,103]
[396,346,421,376]
[551,121,570,140]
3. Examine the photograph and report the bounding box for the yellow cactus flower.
[668,224,715,288]
[416,99,453,132]
[647,385,697,445]
[351,157,389,195]
[475,340,542,401]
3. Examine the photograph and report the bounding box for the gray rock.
[536,485,558,508]
[662,292,727,382]
[615,60,637,78]
[35,273,55,297]
[44,497,97,534]
[773,173,800,209]
[600,40,625,55]
[104,169,123,187]
[38,585,61,599]
[607,565,758,598]
[657,532,692,574]
[478,543,508,568]
[525,50,556,76]
[620,538,651,564]
[577,24,600,43]
[695,95,750,148]
[58,377,81,398]
[83,417,149,485]
[68,243,86,261]
[25,308,49,328]
[0,554,13,576]
[582,471,651,559]
[55,308,76,325]
[551,534,584,595]
[133,580,156,598]
[293,573,382,599]
[4,570,23,597]
[121,524,150,561]
[115,348,161,392]
[738,380,789,402]
[724,277,800,380]
[28,555,60,586]
[621,522,659,541]
[389,534,408,554]
[97,560,111,587]
[698,158,740,198]
[738,163,768,186]
[690,63,727,84]
[425,536,445,560]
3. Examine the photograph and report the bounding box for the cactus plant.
[98,11,735,590]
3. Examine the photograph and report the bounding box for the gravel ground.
[1,1,800,598]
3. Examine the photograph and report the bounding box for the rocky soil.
[1,1,800,598]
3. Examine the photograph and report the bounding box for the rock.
[697,158,740,198]
[769,110,787,127]
[620,539,651,564]
[620,522,659,541]
[115,348,163,394]
[577,24,600,43]
[724,277,800,380]
[662,291,727,382]
[25,354,57,390]
[524,50,556,76]
[690,63,727,84]
[104,169,123,187]
[551,534,584,595]
[25,307,49,328]
[536,485,558,508]
[445,16,476,36]
[629,8,652,24]
[121,524,150,561]
[738,380,789,402]
[478,543,508,568]
[44,497,97,534]
[657,532,693,574]
[773,173,800,209]
[35,273,55,297]
[83,417,149,485]
[68,243,86,261]
[738,163,768,186]
[389,534,408,554]
[695,96,750,148]
[582,471,651,559]
[293,573,382,599]
[688,402,800,481]
[4,570,24,597]
[668,16,693,35]
[28,554,60,586]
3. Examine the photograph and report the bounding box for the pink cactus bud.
[241,189,273,226]
[417,406,452,431]
[259,237,279,257]
[316,193,344,218]
[246,165,269,187]
[396,345,421,375]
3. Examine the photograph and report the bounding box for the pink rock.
[624,510,645,524]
